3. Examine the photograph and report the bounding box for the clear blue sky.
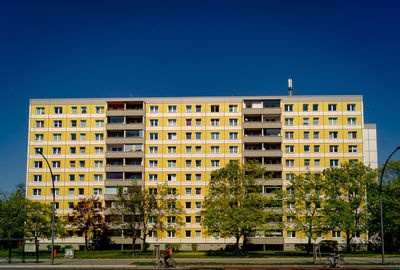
[1,0,399,191]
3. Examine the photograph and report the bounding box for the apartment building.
[26,95,377,251]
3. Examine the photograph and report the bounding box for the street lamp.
[37,151,55,265]
[379,146,400,265]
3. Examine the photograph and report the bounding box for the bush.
[191,243,198,251]
[165,243,181,251]
[47,245,62,251]
[319,240,338,252]
[62,245,73,252]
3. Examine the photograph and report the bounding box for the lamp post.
[37,151,55,265]
[379,146,400,265]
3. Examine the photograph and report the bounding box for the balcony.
[106,109,145,116]
[106,123,144,130]
[104,179,144,186]
[262,164,283,171]
[105,151,144,158]
[243,135,282,143]
[249,237,284,245]
[243,108,281,115]
[105,165,144,172]
[243,150,282,157]
[243,121,281,129]
[106,137,144,144]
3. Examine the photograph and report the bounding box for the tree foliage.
[322,162,376,253]
[0,184,26,239]
[201,161,277,252]
[68,196,104,251]
[113,181,183,255]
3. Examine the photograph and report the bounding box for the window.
[53,134,61,141]
[195,119,201,126]
[33,175,42,182]
[168,105,177,113]
[229,118,238,126]
[34,147,43,154]
[314,145,320,153]
[285,145,294,153]
[51,188,60,196]
[303,118,309,126]
[53,120,62,128]
[185,188,192,195]
[314,159,320,167]
[304,145,310,152]
[95,133,104,141]
[51,202,59,209]
[304,159,310,167]
[332,231,341,238]
[229,146,238,153]
[195,174,202,181]
[210,105,219,112]
[70,120,77,127]
[167,160,176,168]
[312,104,319,111]
[35,134,44,141]
[285,132,294,139]
[303,131,310,139]
[94,188,102,195]
[195,188,201,195]
[330,159,339,167]
[347,104,356,111]
[195,216,201,223]
[149,174,158,181]
[80,133,86,141]
[78,188,84,195]
[53,174,60,182]
[35,120,44,128]
[185,146,192,154]
[94,147,103,154]
[94,161,103,168]
[211,160,220,168]
[185,132,192,140]
[95,120,104,127]
[168,119,177,126]
[149,160,158,168]
[185,230,191,238]
[80,161,86,168]
[70,161,76,168]
[167,174,177,181]
[284,104,293,112]
[33,189,42,196]
[68,188,75,196]
[52,147,61,155]
[229,105,238,112]
[287,231,296,238]
[167,216,176,224]
[286,173,294,181]
[313,118,319,125]
[81,107,87,114]
[36,107,45,114]
[349,145,358,153]
[149,146,158,154]
[313,131,320,139]
[229,132,238,140]
[150,119,158,127]
[150,106,158,113]
[195,105,201,112]
[195,202,202,209]
[80,120,86,127]
[186,105,192,113]
[195,146,201,153]
[348,118,357,125]
[286,159,295,167]
[303,104,309,111]
[328,118,338,125]
[348,131,357,139]
[149,133,158,140]
[329,131,338,139]
[168,133,177,140]
[186,174,192,181]
[195,132,201,140]
[95,106,104,114]
[285,118,294,126]
[79,147,86,154]
[328,104,337,111]
[195,160,202,167]
[68,202,74,209]
[329,145,339,153]
[94,174,103,181]
[211,132,220,140]
[167,146,176,154]
[210,146,219,154]
[211,119,219,126]
[79,174,85,182]
[186,119,192,126]
[167,230,176,238]
[54,107,62,114]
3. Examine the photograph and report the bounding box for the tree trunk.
[85,233,88,251]
[142,234,147,252]
[132,237,136,256]
[307,237,312,255]
[346,232,351,253]
[235,235,240,254]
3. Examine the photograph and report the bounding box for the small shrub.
[165,243,181,251]
[191,243,198,251]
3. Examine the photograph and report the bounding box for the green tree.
[0,183,26,239]
[113,181,183,255]
[277,173,327,258]
[368,159,400,251]
[68,196,104,251]
[201,161,277,253]
[323,162,376,253]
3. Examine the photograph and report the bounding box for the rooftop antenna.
[288,78,293,96]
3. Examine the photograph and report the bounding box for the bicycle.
[322,256,345,268]
[152,257,177,268]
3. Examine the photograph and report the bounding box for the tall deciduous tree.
[201,162,277,252]
[68,196,104,251]
[0,183,26,239]
[323,162,376,253]
[113,181,183,255]
[277,173,327,258]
